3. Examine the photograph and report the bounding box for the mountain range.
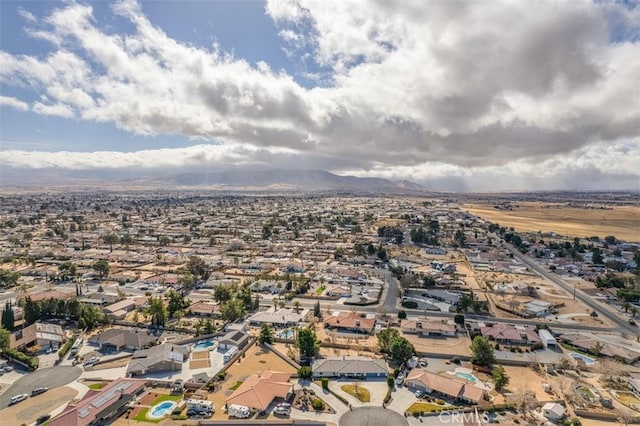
[2,168,427,194]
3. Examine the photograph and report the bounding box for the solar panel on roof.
[90,382,132,409]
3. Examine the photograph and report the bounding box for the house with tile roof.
[224,370,292,411]
[323,312,376,335]
[405,370,486,404]
[480,323,541,346]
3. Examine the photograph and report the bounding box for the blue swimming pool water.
[278,329,294,339]
[568,352,596,365]
[455,372,478,383]
[150,401,176,417]
[193,340,215,350]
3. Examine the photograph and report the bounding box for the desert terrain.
[464,202,640,242]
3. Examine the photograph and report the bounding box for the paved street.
[0,365,82,410]
[506,244,638,335]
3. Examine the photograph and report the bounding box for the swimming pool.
[278,329,294,339]
[148,401,177,419]
[568,352,596,365]
[193,340,215,350]
[455,372,479,383]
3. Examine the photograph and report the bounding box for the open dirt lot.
[0,386,78,425]
[404,334,472,357]
[464,203,640,242]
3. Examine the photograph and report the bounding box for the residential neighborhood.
[0,192,638,426]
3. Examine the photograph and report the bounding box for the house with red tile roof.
[324,311,376,335]
[224,370,292,411]
[406,370,486,404]
[480,323,540,346]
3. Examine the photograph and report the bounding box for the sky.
[0,0,639,192]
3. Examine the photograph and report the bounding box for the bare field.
[464,202,640,242]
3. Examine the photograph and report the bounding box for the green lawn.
[133,394,181,423]
[341,384,371,403]
[229,380,244,390]
[315,286,326,295]
[88,382,106,390]
[406,402,449,414]
[577,386,595,399]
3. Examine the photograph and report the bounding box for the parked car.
[32,387,49,397]
[3,366,13,372]
[36,414,51,424]
[9,394,28,405]
[274,402,291,416]
[395,375,405,386]
[415,390,426,398]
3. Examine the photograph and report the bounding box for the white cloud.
[0,96,29,111]
[1,0,639,190]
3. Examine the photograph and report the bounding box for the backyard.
[132,393,181,423]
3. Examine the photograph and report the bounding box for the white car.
[10,394,28,405]
[395,375,405,386]
[415,390,426,398]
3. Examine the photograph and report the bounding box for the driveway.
[0,365,82,409]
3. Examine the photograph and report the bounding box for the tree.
[178,273,195,293]
[377,328,400,354]
[313,301,321,318]
[388,337,415,364]
[58,261,77,281]
[2,301,14,331]
[220,299,246,322]
[167,290,189,318]
[492,365,509,391]
[297,328,319,358]
[24,296,40,326]
[259,323,275,344]
[214,286,232,303]
[454,314,465,326]
[0,269,20,287]
[147,296,167,327]
[397,310,407,319]
[92,260,109,280]
[470,335,496,367]
[591,248,604,265]
[298,366,313,379]
[101,233,120,252]
[457,294,473,312]
[454,229,466,247]
[203,319,215,334]
[423,275,436,287]
[0,326,9,352]
[604,235,617,245]
[78,304,105,330]
[187,256,210,282]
